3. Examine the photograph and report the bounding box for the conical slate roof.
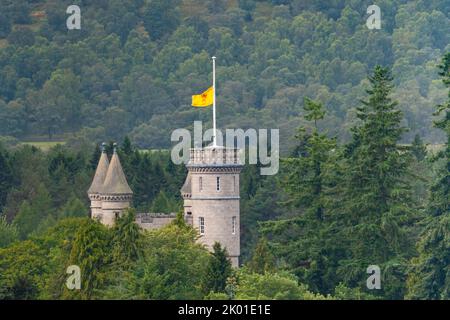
[102,151,133,195]
[87,150,109,195]
[181,172,191,195]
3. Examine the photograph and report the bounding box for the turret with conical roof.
[88,143,109,220]
[99,143,133,226]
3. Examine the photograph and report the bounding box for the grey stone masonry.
[182,146,243,267]
[137,213,177,230]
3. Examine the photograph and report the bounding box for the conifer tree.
[0,145,12,211]
[340,66,415,298]
[61,195,88,218]
[411,134,427,161]
[247,238,276,274]
[68,220,110,299]
[14,183,53,239]
[111,208,142,267]
[203,242,232,294]
[262,98,339,294]
[407,53,450,300]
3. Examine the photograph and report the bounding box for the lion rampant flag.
[192,87,214,107]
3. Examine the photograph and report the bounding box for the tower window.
[199,217,205,235]
[199,177,203,191]
[233,176,236,192]
[232,216,236,235]
[216,177,220,191]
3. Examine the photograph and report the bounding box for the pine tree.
[262,98,339,293]
[150,190,171,212]
[13,183,53,239]
[203,242,232,294]
[411,134,427,161]
[68,220,110,299]
[89,144,101,171]
[284,97,336,220]
[340,66,415,298]
[247,238,275,274]
[61,195,88,218]
[407,53,450,300]
[111,208,142,267]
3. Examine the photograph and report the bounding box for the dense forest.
[0,0,449,152]
[0,0,449,300]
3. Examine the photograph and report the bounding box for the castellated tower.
[181,146,243,267]
[88,144,133,226]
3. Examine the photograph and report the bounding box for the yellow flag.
[192,87,213,107]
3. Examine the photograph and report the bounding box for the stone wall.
[136,213,177,230]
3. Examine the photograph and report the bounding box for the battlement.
[188,146,242,167]
[136,212,178,230]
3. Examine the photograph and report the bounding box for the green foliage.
[0,0,447,147]
[111,208,143,267]
[233,268,329,300]
[61,195,88,218]
[0,144,12,210]
[14,183,53,239]
[247,238,276,274]
[411,134,427,161]
[129,220,209,299]
[68,220,111,299]
[203,242,232,294]
[337,66,416,298]
[0,216,18,248]
[406,53,450,300]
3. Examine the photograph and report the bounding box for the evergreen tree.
[0,216,18,248]
[411,134,427,161]
[262,98,339,293]
[61,195,88,218]
[89,144,101,170]
[14,183,53,239]
[407,53,450,300]
[68,220,110,299]
[203,242,232,294]
[339,66,415,298]
[247,238,276,274]
[151,190,177,213]
[0,145,12,211]
[111,208,142,267]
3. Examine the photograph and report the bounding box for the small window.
[114,212,120,220]
[216,177,220,191]
[232,216,236,235]
[199,177,203,191]
[199,217,205,235]
[233,176,236,191]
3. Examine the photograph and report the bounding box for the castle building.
[88,143,243,267]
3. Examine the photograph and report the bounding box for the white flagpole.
[212,56,217,147]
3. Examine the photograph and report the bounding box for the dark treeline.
[1,57,449,299]
[0,0,449,153]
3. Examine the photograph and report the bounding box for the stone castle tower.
[181,146,243,267]
[89,144,242,267]
[88,143,133,226]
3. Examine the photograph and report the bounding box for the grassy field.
[21,141,66,151]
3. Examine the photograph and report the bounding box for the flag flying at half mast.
[192,57,218,146]
[192,86,213,107]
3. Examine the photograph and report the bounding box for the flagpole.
[212,56,217,147]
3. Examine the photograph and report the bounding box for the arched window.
[216,177,220,191]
